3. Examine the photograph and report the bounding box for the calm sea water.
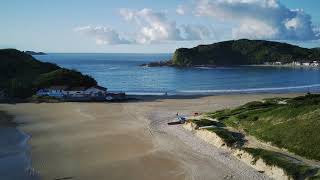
[34,53,320,95]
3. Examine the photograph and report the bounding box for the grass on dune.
[190,119,225,127]
[206,128,244,147]
[243,148,319,180]
[207,94,320,161]
[190,115,320,179]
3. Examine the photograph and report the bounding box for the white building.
[292,61,301,66]
[36,86,68,98]
[303,62,311,66]
[311,61,319,67]
[37,85,108,99]
[65,87,89,97]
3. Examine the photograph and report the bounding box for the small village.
[264,61,320,67]
[36,85,126,102]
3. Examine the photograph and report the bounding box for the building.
[66,87,89,98]
[311,61,319,67]
[292,61,301,66]
[36,86,68,98]
[303,62,311,66]
[36,85,109,99]
[85,86,108,97]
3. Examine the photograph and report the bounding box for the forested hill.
[172,39,320,66]
[0,49,97,99]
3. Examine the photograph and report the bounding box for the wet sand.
[0,94,299,180]
[0,111,35,180]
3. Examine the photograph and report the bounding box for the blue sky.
[1,0,320,53]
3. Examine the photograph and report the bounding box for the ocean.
[34,53,320,95]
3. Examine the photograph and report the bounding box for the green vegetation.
[172,39,320,66]
[198,94,320,179]
[207,94,320,161]
[34,69,96,89]
[207,128,244,147]
[243,148,319,180]
[189,119,243,147]
[0,49,97,99]
[190,119,225,127]
[191,116,320,179]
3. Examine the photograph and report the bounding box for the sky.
[1,0,320,53]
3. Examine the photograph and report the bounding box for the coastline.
[126,91,304,100]
[0,111,38,180]
[242,64,320,69]
[141,63,320,69]
[0,93,303,179]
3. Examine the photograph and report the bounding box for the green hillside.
[172,39,320,66]
[34,69,96,89]
[207,94,320,161]
[0,49,97,99]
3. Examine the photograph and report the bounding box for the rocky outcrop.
[140,60,173,67]
[24,51,47,55]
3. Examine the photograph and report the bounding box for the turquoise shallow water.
[34,53,320,95]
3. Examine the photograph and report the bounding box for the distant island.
[142,39,320,67]
[24,51,47,55]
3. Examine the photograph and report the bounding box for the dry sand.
[0,94,299,180]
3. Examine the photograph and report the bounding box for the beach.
[0,93,300,180]
[0,111,35,180]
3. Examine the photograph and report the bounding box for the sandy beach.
[0,93,300,180]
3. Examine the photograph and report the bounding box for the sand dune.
[0,94,299,180]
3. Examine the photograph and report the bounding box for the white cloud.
[232,19,278,39]
[119,8,214,43]
[120,8,183,43]
[74,26,130,45]
[314,27,320,37]
[182,24,213,40]
[195,0,320,40]
[75,9,217,45]
[176,5,186,15]
[285,18,300,30]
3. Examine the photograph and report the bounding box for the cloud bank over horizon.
[76,8,214,45]
[74,26,131,45]
[75,0,319,45]
[195,0,320,41]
